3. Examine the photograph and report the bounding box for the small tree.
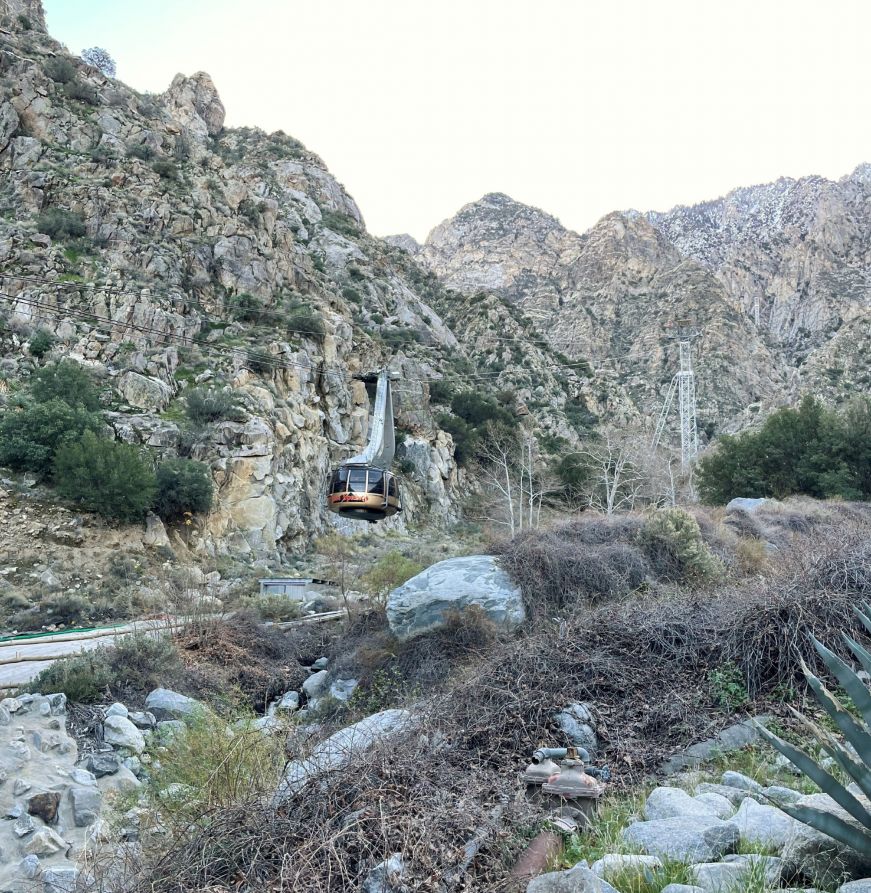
[28,329,55,359]
[0,399,102,473]
[153,459,213,522]
[361,551,423,608]
[30,360,101,410]
[81,47,116,77]
[53,430,156,522]
[473,427,554,535]
[316,533,363,615]
[573,429,647,515]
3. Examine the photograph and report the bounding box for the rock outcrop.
[417,171,871,436]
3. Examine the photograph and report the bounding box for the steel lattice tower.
[651,327,699,468]
[676,339,698,466]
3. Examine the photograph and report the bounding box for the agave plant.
[756,603,871,854]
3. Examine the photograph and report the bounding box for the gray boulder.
[726,497,769,513]
[762,785,802,807]
[689,862,749,892]
[729,796,797,851]
[85,752,120,777]
[302,670,330,699]
[274,709,415,804]
[361,854,404,893]
[128,710,157,729]
[721,770,763,793]
[386,555,525,640]
[723,854,784,884]
[590,854,662,880]
[838,882,871,893]
[117,371,173,412]
[42,867,79,893]
[554,703,597,753]
[661,887,705,893]
[69,786,102,827]
[145,688,205,722]
[621,815,739,863]
[330,678,359,702]
[527,865,620,893]
[275,691,301,712]
[103,715,146,753]
[644,787,722,821]
[695,782,751,807]
[693,792,734,819]
[781,792,871,885]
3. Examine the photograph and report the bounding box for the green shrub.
[184,387,244,426]
[29,650,112,703]
[320,210,359,237]
[428,380,454,405]
[286,301,325,339]
[141,710,284,822]
[64,80,99,105]
[30,360,101,410]
[53,430,156,522]
[153,458,213,522]
[698,395,871,504]
[451,391,513,428]
[361,551,423,606]
[28,329,55,359]
[35,208,86,240]
[45,57,77,84]
[109,633,182,696]
[639,508,723,582]
[152,160,180,181]
[436,412,476,465]
[708,662,750,709]
[229,292,262,322]
[126,142,155,161]
[341,285,362,304]
[0,399,102,473]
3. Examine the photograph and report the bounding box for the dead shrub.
[174,614,310,712]
[734,537,768,574]
[496,529,649,614]
[723,507,766,540]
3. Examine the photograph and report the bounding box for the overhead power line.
[0,291,597,389]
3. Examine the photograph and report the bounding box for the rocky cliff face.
[0,14,580,563]
[418,174,871,434]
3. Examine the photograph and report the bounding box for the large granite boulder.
[273,709,414,805]
[621,815,739,863]
[386,555,525,640]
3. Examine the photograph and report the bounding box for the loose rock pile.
[0,692,138,893]
[528,769,871,892]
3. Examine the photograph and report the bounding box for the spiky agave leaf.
[844,632,871,679]
[785,704,871,803]
[801,659,871,770]
[811,636,871,728]
[777,802,871,855]
[755,723,871,833]
[856,603,871,639]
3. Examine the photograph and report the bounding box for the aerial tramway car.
[326,370,402,523]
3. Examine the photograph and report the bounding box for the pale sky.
[44,1,871,241]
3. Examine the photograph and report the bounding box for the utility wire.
[2,272,575,351]
[0,291,596,388]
